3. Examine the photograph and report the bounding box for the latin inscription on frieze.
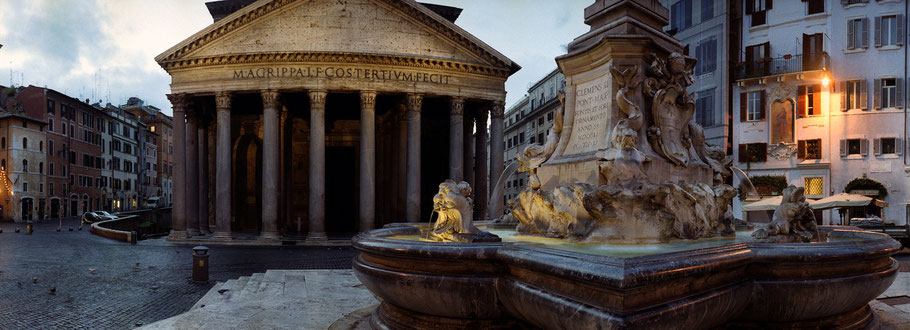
[232,67,452,84]
[564,74,612,156]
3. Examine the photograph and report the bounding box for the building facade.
[0,113,47,221]
[662,0,732,150]
[502,69,564,202]
[731,0,909,225]
[123,98,174,207]
[105,106,140,212]
[157,0,518,240]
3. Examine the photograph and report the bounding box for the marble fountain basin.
[352,224,900,329]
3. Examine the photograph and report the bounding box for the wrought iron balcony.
[735,53,829,80]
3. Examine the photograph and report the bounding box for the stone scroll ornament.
[751,185,821,243]
[598,64,647,186]
[644,52,698,166]
[515,91,566,190]
[421,180,500,243]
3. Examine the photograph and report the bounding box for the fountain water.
[351,1,900,328]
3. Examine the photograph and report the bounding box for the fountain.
[352,1,899,328]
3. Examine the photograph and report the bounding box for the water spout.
[488,161,520,217]
[730,166,758,199]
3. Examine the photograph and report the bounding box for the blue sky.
[0,0,590,114]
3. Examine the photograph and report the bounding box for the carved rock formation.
[751,185,821,243]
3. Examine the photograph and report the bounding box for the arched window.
[22,137,27,149]
[39,162,44,174]
[22,159,28,172]
[1,159,5,171]
[1,137,6,149]
[39,141,43,152]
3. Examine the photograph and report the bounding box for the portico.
[157,0,517,240]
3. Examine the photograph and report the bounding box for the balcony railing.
[735,53,829,80]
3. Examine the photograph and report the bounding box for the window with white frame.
[695,37,716,75]
[747,91,762,121]
[882,78,895,108]
[876,15,903,48]
[696,89,715,126]
[847,18,868,50]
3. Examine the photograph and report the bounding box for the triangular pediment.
[156,0,517,73]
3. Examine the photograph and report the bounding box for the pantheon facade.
[156,0,518,240]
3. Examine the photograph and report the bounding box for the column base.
[211,231,233,241]
[307,232,327,241]
[259,231,280,241]
[200,228,212,235]
[187,229,201,237]
[168,230,188,240]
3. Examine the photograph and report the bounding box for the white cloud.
[0,0,590,114]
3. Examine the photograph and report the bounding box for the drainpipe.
[905,0,908,166]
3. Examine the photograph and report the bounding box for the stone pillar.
[463,111,474,187]
[198,122,210,235]
[260,90,281,240]
[474,108,489,220]
[308,90,327,240]
[359,91,377,231]
[185,109,200,237]
[212,92,233,240]
[448,97,464,181]
[488,101,505,219]
[405,93,423,223]
[397,105,408,220]
[166,93,189,240]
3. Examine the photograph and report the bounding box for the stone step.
[191,281,224,310]
[237,272,264,300]
[256,270,287,297]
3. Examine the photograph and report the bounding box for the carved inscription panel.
[564,73,612,156]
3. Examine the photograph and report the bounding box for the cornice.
[158,51,511,79]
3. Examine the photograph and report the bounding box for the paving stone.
[0,217,357,329]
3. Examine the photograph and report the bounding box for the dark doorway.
[50,199,59,218]
[70,199,77,217]
[38,199,45,220]
[233,132,263,233]
[325,146,358,237]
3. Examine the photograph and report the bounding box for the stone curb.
[90,215,140,244]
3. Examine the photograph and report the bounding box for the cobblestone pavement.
[0,218,357,329]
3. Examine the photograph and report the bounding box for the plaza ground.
[0,217,355,329]
[3,218,910,328]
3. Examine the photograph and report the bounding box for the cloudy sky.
[0,0,590,115]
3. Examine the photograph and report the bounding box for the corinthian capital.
[406,93,423,114]
[167,93,189,113]
[309,90,327,110]
[261,90,280,110]
[490,100,505,118]
[450,97,464,116]
[360,91,377,111]
[215,91,232,111]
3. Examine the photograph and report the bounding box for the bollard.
[192,246,209,284]
[25,221,32,235]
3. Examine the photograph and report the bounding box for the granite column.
[197,122,210,235]
[488,101,505,219]
[212,92,233,240]
[359,91,377,231]
[405,93,423,223]
[308,90,327,240]
[185,109,200,237]
[260,90,281,240]
[448,97,464,181]
[166,93,189,240]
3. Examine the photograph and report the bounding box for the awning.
[743,196,821,212]
[810,193,887,210]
